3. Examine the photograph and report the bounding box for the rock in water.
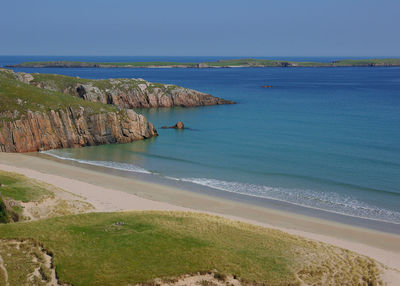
[161,122,185,129]
[174,121,184,129]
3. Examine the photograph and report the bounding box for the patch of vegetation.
[30,73,92,91]
[0,196,10,223]
[0,239,53,286]
[332,58,400,66]
[0,170,53,203]
[0,211,383,286]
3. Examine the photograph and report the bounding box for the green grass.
[0,211,299,285]
[0,170,53,203]
[25,71,180,98]
[0,170,55,223]
[0,69,117,121]
[10,58,400,68]
[0,211,382,285]
[332,58,400,66]
[0,196,9,223]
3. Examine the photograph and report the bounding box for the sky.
[1,0,400,57]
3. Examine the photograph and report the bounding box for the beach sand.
[0,152,399,283]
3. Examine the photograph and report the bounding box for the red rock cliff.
[0,108,157,153]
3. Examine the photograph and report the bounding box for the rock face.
[13,72,235,109]
[72,82,231,108]
[71,81,234,108]
[0,108,157,153]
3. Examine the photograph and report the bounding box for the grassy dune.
[0,170,54,222]
[0,211,383,286]
[0,170,53,203]
[0,170,92,225]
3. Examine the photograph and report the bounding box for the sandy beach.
[0,152,399,283]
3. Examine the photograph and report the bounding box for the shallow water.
[2,56,400,224]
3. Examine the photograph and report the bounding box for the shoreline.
[0,152,399,272]
[36,152,400,235]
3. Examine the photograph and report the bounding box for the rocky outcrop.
[11,72,235,109]
[0,108,157,153]
[72,81,233,108]
[161,121,185,129]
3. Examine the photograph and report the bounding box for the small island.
[6,58,400,68]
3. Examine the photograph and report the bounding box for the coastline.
[6,58,400,69]
[0,152,399,274]
[39,151,400,235]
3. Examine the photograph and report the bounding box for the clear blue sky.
[1,0,399,56]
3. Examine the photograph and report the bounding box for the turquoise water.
[3,56,400,224]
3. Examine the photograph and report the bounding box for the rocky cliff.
[0,108,157,153]
[0,69,157,153]
[13,72,235,109]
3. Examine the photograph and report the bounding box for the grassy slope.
[10,58,400,67]
[0,170,55,223]
[0,211,382,286]
[0,212,305,285]
[0,170,53,202]
[0,69,117,121]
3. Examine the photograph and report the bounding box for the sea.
[1,56,400,226]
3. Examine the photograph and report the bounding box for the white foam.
[42,150,151,174]
[178,177,400,224]
[40,150,400,224]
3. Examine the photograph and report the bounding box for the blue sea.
[2,56,400,225]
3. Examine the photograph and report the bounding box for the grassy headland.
[7,58,400,68]
[0,69,117,121]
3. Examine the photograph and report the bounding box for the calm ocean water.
[2,56,400,224]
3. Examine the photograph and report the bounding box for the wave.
[41,150,151,174]
[176,177,400,224]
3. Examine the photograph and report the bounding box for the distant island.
[6,58,400,68]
